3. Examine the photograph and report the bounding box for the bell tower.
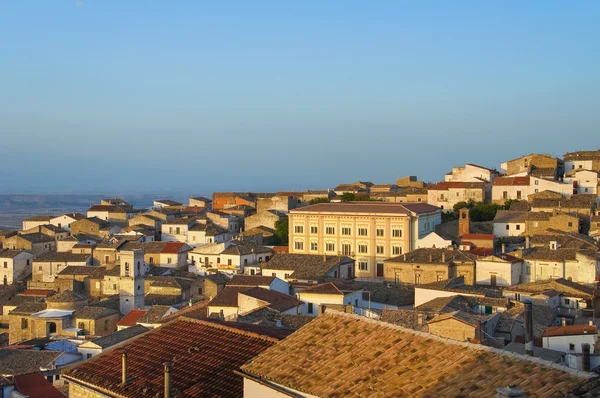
[458,208,470,237]
[119,249,145,314]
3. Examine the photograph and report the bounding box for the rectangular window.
[516,191,522,200]
[505,225,510,230]
[341,243,351,256]
[87,353,92,359]
[516,225,521,230]
[535,180,539,185]
[310,241,318,251]
[310,225,318,234]
[167,257,172,264]
[357,227,368,236]
[569,344,575,351]
[415,274,421,285]
[358,261,368,271]
[326,226,335,235]
[341,226,351,236]
[376,228,384,237]
[326,242,335,252]
[565,298,570,305]
[358,244,367,254]
[227,259,232,266]
[307,303,314,314]
[503,191,508,200]
[568,222,573,227]
[21,318,28,329]
[392,228,402,238]
[294,241,304,250]
[294,225,304,234]
[392,246,402,255]
[376,245,384,255]
[3,262,6,268]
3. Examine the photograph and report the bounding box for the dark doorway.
[376,263,384,278]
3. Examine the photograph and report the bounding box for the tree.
[274,217,289,246]
[504,199,519,210]
[309,197,330,205]
[340,192,357,202]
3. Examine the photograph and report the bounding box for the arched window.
[78,322,85,330]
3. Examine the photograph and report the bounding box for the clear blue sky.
[1,1,599,195]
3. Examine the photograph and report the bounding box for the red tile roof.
[542,324,597,337]
[117,309,148,327]
[14,372,65,398]
[160,242,187,254]
[20,289,54,297]
[63,317,282,397]
[271,246,289,253]
[493,176,531,186]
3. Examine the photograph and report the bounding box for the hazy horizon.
[1,1,599,194]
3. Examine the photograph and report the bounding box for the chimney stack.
[219,309,224,321]
[163,362,174,398]
[442,252,446,262]
[525,236,530,249]
[323,254,327,262]
[121,351,128,385]
[429,254,433,262]
[501,243,506,254]
[524,300,534,356]
[417,313,424,326]
[561,317,567,327]
[582,344,591,372]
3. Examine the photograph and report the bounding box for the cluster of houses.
[1,149,600,396]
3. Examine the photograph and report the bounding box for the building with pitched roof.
[384,248,476,285]
[76,324,150,359]
[227,274,289,294]
[31,253,92,284]
[444,163,500,183]
[296,281,363,316]
[564,149,600,173]
[2,233,55,256]
[64,318,286,397]
[207,286,304,320]
[288,202,442,279]
[239,311,589,397]
[475,253,524,287]
[427,181,487,211]
[0,249,33,285]
[261,253,355,287]
[521,245,600,284]
[189,241,273,274]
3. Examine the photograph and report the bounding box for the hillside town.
[2,149,600,397]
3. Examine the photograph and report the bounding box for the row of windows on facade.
[3,260,30,268]
[293,241,403,256]
[293,225,403,237]
[438,191,479,200]
[190,256,270,266]
[505,221,574,230]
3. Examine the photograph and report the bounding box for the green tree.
[504,199,519,210]
[274,217,289,246]
[309,197,330,205]
[340,192,357,202]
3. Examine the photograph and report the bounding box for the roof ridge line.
[177,316,281,343]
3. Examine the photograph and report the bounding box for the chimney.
[429,254,433,262]
[219,309,224,321]
[550,240,558,250]
[403,253,406,261]
[121,351,128,385]
[589,320,594,326]
[163,361,174,398]
[524,300,534,356]
[323,254,327,262]
[442,252,446,262]
[501,243,506,254]
[582,344,591,372]
[561,317,567,327]
[417,313,424,326]
[496,386,525,398]
[525,236,530,249]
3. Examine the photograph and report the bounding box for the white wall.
[416,232,452,249]
[543,334,597,354]
[493,222,526,238]
[270,278,290,295]
[296,293,344,316]
[243,378,321,398]
[564,160,594,173]
[476,259,522,287]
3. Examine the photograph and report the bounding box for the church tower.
[458,208,470,237]
[119,249,145,315]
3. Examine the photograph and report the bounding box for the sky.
[1,1,599,195]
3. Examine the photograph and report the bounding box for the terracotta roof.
[117,309,148,327]
[263,253,353,280]
[240,312,585,397]
[19,289,54,297]
[155,199,182,206]
[428,181,485,190]
[23,215,53,222]
[542,324,597,337]
[56,266,105,277]
[228,275,277,287]
[221,243,273,256]
[239,287,304,312]
[158,300,210,323]
[143,294,182,306]
[14,372,65,398]
[380,309,424,330]
[9,302,47,315]
[14,233,54,244]
[63,318,283,397]
[493,176,531,186]
[161,242,188,254]
[290,202,439,215]
[493,210,528,224]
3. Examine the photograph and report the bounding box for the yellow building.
[288,202,441,280]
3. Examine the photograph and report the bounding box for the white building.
[295,282,363,316]
[0,250,33,285]
[522,245,599,284]
[492,210,527,238]
[188,241,273,274]
[415,232,453,249]
[475,254,524,287]
[444,163,499,183]
[49,213,86,232]
[161,218,197,244]
[492,176,573,204]
[77,324,149,359]
[563,170,599,195]
[542,324,597,355]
